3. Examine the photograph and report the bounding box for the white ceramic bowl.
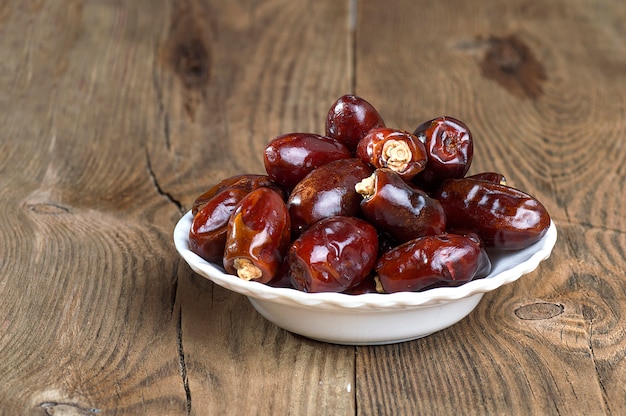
[174,211,557,345]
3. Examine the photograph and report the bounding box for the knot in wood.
[480,34,546,99]
[514,302,564,320]
[25,202,72,215]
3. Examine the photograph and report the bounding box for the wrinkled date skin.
[223,188,291,284]
[189,187,251,263]
[342,275,379,295]
[376,234,491,293]
[356,128,427,181]
[412,116,474,190]
[466,171,507,185]
[287,216,379,293]
[264,133,352,189]
[265,260,294,289]
[287,158,373,237]
[192,174,285,215]
[325,94,386,151]
[435,178,551,250]
[356,169,446,243]
[186,94,555,296]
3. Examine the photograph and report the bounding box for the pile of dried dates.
[188,94,551,294]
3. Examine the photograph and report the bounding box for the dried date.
[264,133,351,189]
[356,128,427,180]
[192,174,284,215]
[325,94,385,151]
[356,169,446,242]
[376,234,491,293]
[287,216,379,293]
[466,172,507,185]
[287,158,373,236]
[189,187,250,263]
[412,116,473,190]
[223,188,291,283]
[435,178,551,250]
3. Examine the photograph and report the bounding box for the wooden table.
[1,0,625,414]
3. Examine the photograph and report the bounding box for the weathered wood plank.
[1,0,358,414]
[146,0,358,414]
[2,0,625,414]
[0,0,189,413]
[355,0,626,414]
[150,0,355,208]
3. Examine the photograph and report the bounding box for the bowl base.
[248,293,483,346]
[304,333,434,346]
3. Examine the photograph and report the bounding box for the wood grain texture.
[152,0,357,414]
[0,1,188,414]
[150,0,353,209]
[1,0,356,415]
[355,0,626,414]
[1,0,625,415]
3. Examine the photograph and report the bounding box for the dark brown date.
[356,128,427,180]
[412,116,473,190]
[342,274,380,295]
[287,216,379,293]
[466,172,507,185]
[376,234,491,293]
[266,260,294,289]
[435,178,551,250]
[192,174,284,215]
[189,187,250,263]
[223,188,291,283]
[287,158,373,236]
[356,169,446,243]
[263,133,351,189]
[325,94,386,151]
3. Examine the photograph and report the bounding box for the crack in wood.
[177,307,192,416]
[144,149,184,214]
[24,202,72,215]
[170,259,180,319]
[152,39,171,151]
[582,304,612,412]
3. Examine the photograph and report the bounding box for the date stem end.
[355,173,376,199]
[234,258,263,281]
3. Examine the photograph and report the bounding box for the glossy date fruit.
[186,94,553,295]
[325,94,386,151]
[265,261,294,289]
[356,169,446,243]
[356,128,427,180]
[287,216,379,293]
[412,116,473,190]
[376,234,491,293]
[263,133,352,189]
[189,187,251,264]
[466,171,507,186]
[287,158,373,237]
[192,174,284,215]
[434,178,551,250]
[223,188,291,283]
[342,274,380,295]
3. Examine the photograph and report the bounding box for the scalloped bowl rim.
[174,211,557,311]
